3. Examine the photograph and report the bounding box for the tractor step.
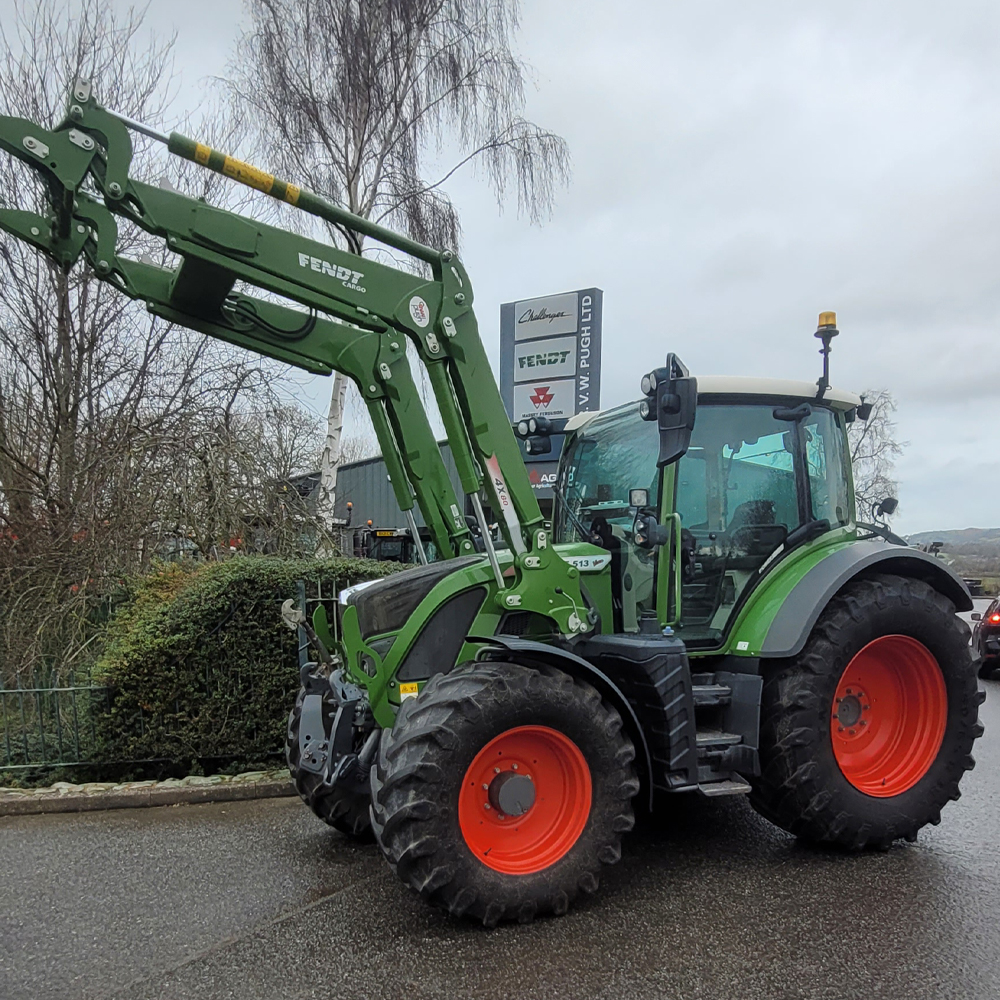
[697,775,752,798]
[692,683,732,708]
[695,730,743,748]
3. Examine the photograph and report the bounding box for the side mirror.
[971,613,982,621]
[629,488,649,508]
[875,497,898,518]
[639,353,697,468]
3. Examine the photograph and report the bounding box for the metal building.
[331,441,466,531]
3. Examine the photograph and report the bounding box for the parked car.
[972,598,1000,678]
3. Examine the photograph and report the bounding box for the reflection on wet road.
[2,682,998,1000]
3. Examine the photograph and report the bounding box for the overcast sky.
[9,0,999,534]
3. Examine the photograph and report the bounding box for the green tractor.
[2,83,984,927]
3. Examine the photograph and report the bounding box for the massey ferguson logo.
[298,252,366,293]
[530,386,554,408]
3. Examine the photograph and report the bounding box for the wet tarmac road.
[2,680,998,1000]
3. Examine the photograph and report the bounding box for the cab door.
[660,400,852,649]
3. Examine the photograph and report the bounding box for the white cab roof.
[563,377,862,431]
[695,376,861,409]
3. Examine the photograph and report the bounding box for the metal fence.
[0,669,112,770]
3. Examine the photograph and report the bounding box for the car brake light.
[990,613,1000,623]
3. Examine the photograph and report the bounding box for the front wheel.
[370,662,639,925]
[750,574,985,849]
[287,687,373,840]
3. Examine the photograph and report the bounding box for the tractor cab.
[555,377,859,646]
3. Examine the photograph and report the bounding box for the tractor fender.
[760,540,973,658]
[471,634,655,810]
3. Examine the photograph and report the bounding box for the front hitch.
[297,662,364,778]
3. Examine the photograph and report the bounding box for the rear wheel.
[370,661,639,925]
[750,574,984,849]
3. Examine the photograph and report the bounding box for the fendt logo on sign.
[512,334,577,384]
[518,349,571,370]
[298,252,366,293]
[530,386,554,408]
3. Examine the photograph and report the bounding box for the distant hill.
[906,528,1000,547]
[905,528,1000,587]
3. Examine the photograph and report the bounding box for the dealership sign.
[500,288,603,497]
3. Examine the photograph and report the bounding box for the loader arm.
[0,81,594,637]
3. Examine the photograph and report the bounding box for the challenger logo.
[298,252,366,293]
[530,386,554,408]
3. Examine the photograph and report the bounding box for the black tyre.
[370,661,639,925]
[750,574,985,849]
[286,687,373,840]
[977,653,999,680]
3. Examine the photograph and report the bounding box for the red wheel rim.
[458,725,592,874]
[831,635,947,797]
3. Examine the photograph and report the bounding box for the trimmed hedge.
[95,556,394,777]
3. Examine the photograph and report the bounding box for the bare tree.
[338,433,380,466]
[229,0,571,540]
[157,402,323,560]
[0,1,308,680]
[848,389,906,521]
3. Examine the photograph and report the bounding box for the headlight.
[338,578,382,605]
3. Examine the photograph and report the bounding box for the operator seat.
[726,499,787,568]
[728,499,776,529]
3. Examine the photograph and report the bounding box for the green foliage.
[94,556,393,776]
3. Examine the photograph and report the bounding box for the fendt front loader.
[1,82,984,926]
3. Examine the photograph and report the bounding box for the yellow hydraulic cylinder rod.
[165,132,440,264]
[102,108,441,265]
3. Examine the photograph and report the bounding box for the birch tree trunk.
[316,371,349,555]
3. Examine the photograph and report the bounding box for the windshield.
[555,410,659,544]
[555,409,660,631]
